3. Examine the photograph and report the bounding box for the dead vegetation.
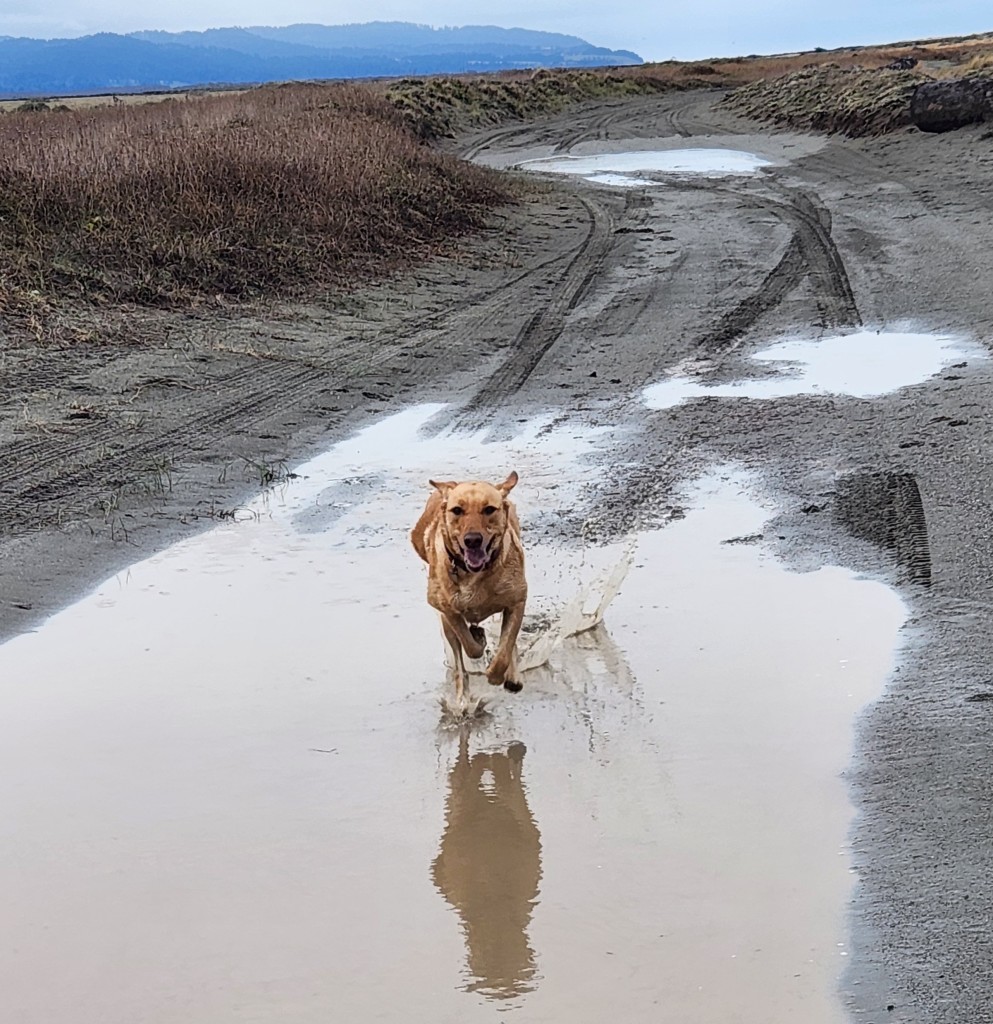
[710,34,993,137]
[714,34,993,137]
[0,82,508,340]
[720,64,930,136]
[386,70,677,139]
[960,52,993,78]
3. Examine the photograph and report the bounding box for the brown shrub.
[0,82,508,311]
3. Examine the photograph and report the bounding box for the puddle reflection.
[432,733,542,1001]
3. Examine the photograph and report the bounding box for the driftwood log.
[911,78,993,133]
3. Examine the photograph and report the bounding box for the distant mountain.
[0,22,642,97]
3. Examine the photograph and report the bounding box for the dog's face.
[429,472,518,572]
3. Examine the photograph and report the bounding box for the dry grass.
[0,86,250,114]
[720,64,930,136]
[0,82,508,334]
[959,53,993,78]
[657,33,993,83]
[707,34,993,137]
[387,70,676,139]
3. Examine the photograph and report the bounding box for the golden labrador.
[411,471,527,701]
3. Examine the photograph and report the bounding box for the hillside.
[0,22,642,97]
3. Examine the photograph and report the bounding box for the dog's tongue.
[464,547,488,571]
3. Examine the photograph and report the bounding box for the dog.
[410,471,527,701]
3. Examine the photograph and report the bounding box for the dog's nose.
[463,532,484,549]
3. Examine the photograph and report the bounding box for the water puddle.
[644,329,984,409]
[0,410,907,1023]
[518,148,772,186]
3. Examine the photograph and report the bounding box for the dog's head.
[429,472,518,573]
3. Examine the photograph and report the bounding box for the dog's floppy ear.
[497,471,519,496]
[429,479,456,496]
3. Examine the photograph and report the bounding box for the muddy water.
[0,410,906,1023]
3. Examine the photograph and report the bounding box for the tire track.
[461,99,647,162]
[387,220,601,344]
[552,106,630,153]
[651,92,864,341]
[442,194,614,431]
[0,357,278,483]
[460,124,536,161]
[781,188,861,328]
[659,103,692,139]
[0,361,332,532]
[686,183,861,353]
[663,89,737,137]
[835,470,933,586]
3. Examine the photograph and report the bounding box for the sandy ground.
[4,89,993,1020]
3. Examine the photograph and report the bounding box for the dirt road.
[3,89,993,1021]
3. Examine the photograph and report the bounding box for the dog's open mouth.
[462,544,492,572]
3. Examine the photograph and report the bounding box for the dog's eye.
[482,505,498,515]
[449,506,464,516]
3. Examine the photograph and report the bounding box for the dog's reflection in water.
[432,733,542,1000]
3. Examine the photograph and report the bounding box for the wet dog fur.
[411,472,527,702]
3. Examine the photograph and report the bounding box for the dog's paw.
[503,678,523,694]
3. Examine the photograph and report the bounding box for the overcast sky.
[2,1,991,61]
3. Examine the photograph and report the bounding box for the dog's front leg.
[440,613,469,703]
[486,602,525,693]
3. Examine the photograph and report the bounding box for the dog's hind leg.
[444,615,486,660]
[440,613,469,703]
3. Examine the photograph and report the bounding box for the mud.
[4,89,993,1022]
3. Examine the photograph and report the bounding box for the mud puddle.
[517,148,772,186]
[0,410,906,1023]
[644,329,985,409]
